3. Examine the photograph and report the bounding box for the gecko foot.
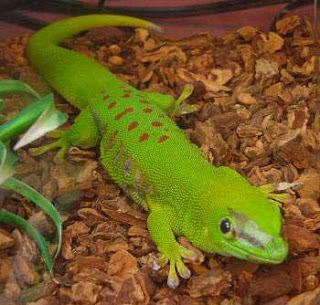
[153,244,195,289]
[29,130,70,161]
[258,183,291,203]
[171,84,198,117]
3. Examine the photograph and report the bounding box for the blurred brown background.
[0,1,315,39]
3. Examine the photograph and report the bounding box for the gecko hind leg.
[30,106,99,161]
[30,129,70,160]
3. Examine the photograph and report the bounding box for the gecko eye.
[220,218,232,235]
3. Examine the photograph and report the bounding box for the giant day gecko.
[26,14,288,288]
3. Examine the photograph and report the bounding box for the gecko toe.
[167,263,179,289]
[179,245,197,261]
[176,259,191,279]
[152,254,168,271]
[258,183,291,203]
[30,131,70,161]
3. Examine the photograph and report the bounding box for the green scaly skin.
[27,15,288,288]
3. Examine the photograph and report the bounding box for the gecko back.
[27,14,159,109]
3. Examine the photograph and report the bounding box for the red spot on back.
[108,101,117,109]
[103,95,110,100]
[128,121,139,131]
[158,135,169,143]
[143,108,153,114]
[116,107,134,120]
[139,133,150,142]
[151,121,163,127]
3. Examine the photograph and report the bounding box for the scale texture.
[27,15,288,288]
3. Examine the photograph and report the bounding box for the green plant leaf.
[0,100,4,120]
[0,141,17,184]
[0,80,40,99]
[13,95,68,150]
[2,177,62,260]
[0,93,68,143]
[0,210,53,276]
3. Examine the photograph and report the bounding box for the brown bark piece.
[287,287,320,305]
[249,269,293,300]
[187,269,232,297]
[276,16,301,35]
[259,295,290,305]
[283,224,320,254]
[295,256,320,277]
[0,229,15,250]
[71,281,102,304]
[12,255,40,285]
[107,250,138,278]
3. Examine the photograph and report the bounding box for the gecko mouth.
[221,237,288,264]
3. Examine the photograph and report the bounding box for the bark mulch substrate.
[1,15,320,305]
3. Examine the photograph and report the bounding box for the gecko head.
[202,186,288,264]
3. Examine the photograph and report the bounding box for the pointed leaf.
[0,94,53,142]
[0,100,4,120]
[0,210,53,276]
[0,141,17,185]
[0,80,40,99]
[13,96,68,150]
[0,94,68,144]
[2,177,62,259]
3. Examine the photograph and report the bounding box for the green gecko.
[27,15,288,288]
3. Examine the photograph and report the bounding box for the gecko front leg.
[147,202,195,288]
[142,84,195,116]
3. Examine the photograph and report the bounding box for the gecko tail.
[28,14,160,48]
[26,15,160,110]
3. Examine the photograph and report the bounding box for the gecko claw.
[154,245,193,288]
[152,260,161,271]
[152,254,168,271]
